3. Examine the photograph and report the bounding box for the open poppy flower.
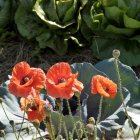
[20,88,51,122]
[46,62,84,99]
[91,75,117,98]
[8,62,46,97]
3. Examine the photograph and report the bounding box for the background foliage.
[1,0,140,66]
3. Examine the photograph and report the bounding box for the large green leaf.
[71,59,140,137]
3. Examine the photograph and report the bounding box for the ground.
[0,38,98,84]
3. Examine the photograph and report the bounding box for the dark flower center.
[30,104,39,111]
[104,87,109,92]
[58,78,66,84]
[20,76,30,85]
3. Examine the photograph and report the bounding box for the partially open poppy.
[91,75,117,98]
[20,89,51,122]
[8,62,46,97]
[46,62,84,99]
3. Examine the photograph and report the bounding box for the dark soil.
[0,39,98,84]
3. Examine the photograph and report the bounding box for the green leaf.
[105,6,123,25]
[33,0,75,29]
[105,25,134,36]
[15,5,45,39]
[124,14,140,28]
[91,36,140,66]
[71,59,140,137]
[36,32,68,55]
[127,104,140,126]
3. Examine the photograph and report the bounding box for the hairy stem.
[66,99,79,139]
[114,58,137,140]
[17,100,26,140]
[94,95,103,140]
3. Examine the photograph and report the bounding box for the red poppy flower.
[8,62,46,97]
[20,89,51,122]
[91,75,117,98]
[46,62,84,99]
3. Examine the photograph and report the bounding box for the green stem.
[0,102,10,121]
[94,126,97,140]
[45,115,55,140]
[12,125,18,140]
[17,101,26,140]
[37,128,44,140]
[63,121,69,140]
[137,127,140,139]
[94,95,103,140]
[58,99,63,135]
[114,58,137,140]
[83,125,88,139]
[77,96,81,119]
[96,96,103,125]
[66,99,79,139]
[1,102,19,140]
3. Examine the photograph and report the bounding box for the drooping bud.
[88,117,95,124]
[112,49,120,59]
[9,120,14,127]
[86,123,94,133]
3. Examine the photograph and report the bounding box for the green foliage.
[15,0,88,55]
[0,0,16,35]
[81,0,140,66]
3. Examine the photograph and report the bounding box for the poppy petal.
[46,62,72,84]
[29,68,46,92]
[8,80,31,97]
[46,76,75,99]
[91,75,117,98]
[12,62,30,80]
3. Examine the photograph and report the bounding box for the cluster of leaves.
[0,58,140,139]
[81,0,140,66]
[1,0,140,65]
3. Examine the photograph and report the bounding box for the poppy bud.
[112,49,120,59]
[86,123,94,133]
[0,98,3,104]
[32,119,40,128]
[9,120,14,127]
[88,117,95,124]
[0,130,5,137]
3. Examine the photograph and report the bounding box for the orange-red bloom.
[46,62,83,99]
[91,75,117,98]
[20,89,51,122]
[8,62,46,97]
